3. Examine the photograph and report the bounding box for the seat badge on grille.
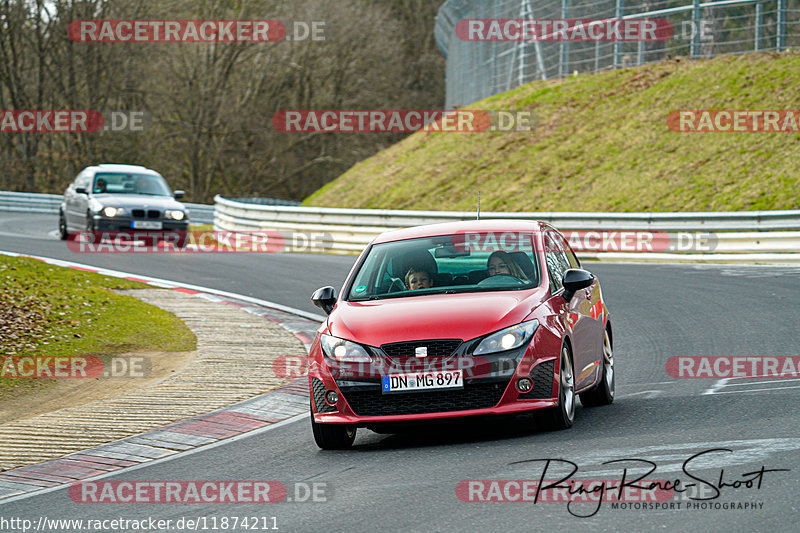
[415,346,428,358]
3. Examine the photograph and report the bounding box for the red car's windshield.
[347,232,541,300]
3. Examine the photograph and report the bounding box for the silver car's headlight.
[320,334,372,363]
[473,319,539,355]
[165,210,186,221]
[101,206,126,217]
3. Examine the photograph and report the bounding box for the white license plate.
[381,370,463,393]
[132,220,163,230]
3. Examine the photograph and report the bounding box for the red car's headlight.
[320,334,372,363]
[473,319,539,355]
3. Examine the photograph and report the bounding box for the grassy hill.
[304,51,800,212]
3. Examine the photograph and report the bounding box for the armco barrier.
[0,191,215,224]
[214,195,800,263]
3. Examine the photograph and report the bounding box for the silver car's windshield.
[347,232,541,301]
[92,173,172,196]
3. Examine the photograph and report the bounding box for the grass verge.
[0,255,196,400]
[304,51,800,212]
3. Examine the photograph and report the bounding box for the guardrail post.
[777,0,786,51]
[613,0,623,69]
[755,2,763,52]
[691,0,701,58]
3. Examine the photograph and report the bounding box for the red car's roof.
[372,219,552,244]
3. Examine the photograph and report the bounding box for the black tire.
[85,211,95,232]
[58,210,69,240]
[580,328,615,407]
[535,344,575,430]
[310,403,356,450]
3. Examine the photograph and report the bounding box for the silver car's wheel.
[58,211,69,240]
[580,328,615,407]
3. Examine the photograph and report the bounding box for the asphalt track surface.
[1,212,799,532]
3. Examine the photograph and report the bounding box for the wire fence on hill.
[436,0,800,107]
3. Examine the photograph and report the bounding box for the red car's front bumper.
[308,326,562,426]
[313,398,558,424]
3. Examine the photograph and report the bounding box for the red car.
[308,220,614,449]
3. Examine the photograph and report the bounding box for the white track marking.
[711,384,800,394]
[702,378,730,395]
[615,390,663,399]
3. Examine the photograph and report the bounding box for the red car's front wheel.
[580,327,615,407]
[310,402,356,450]
[536,344,575,430]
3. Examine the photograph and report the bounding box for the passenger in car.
[405,267,433,290]
[487,251,529,280]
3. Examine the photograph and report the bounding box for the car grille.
[342,381,507,416]
[380,339,462,359]
[311,377,336,413]
[519,359,555,399]
[131,209,161,219]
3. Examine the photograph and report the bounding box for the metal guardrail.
[213,195,800,263]
[183,203,215,224]
[0,191,215,224]
[0,191,62,214]
[226,197,301,207]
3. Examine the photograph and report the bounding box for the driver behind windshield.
[487,251,529,280]
[405,267,433,290]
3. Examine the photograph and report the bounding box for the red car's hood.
[327,289,546,347]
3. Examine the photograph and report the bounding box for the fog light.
[516,377,532,393]
[325,390,338,405]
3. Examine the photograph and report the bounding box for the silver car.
[59,164,189,239]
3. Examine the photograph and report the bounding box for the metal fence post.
[559,0,570,77]
[613,0,623,68]
[777,0,786,51]
[522,0,548,81]
[595,40,601,73]
[755,2,762,51]
[691,0,701,58]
